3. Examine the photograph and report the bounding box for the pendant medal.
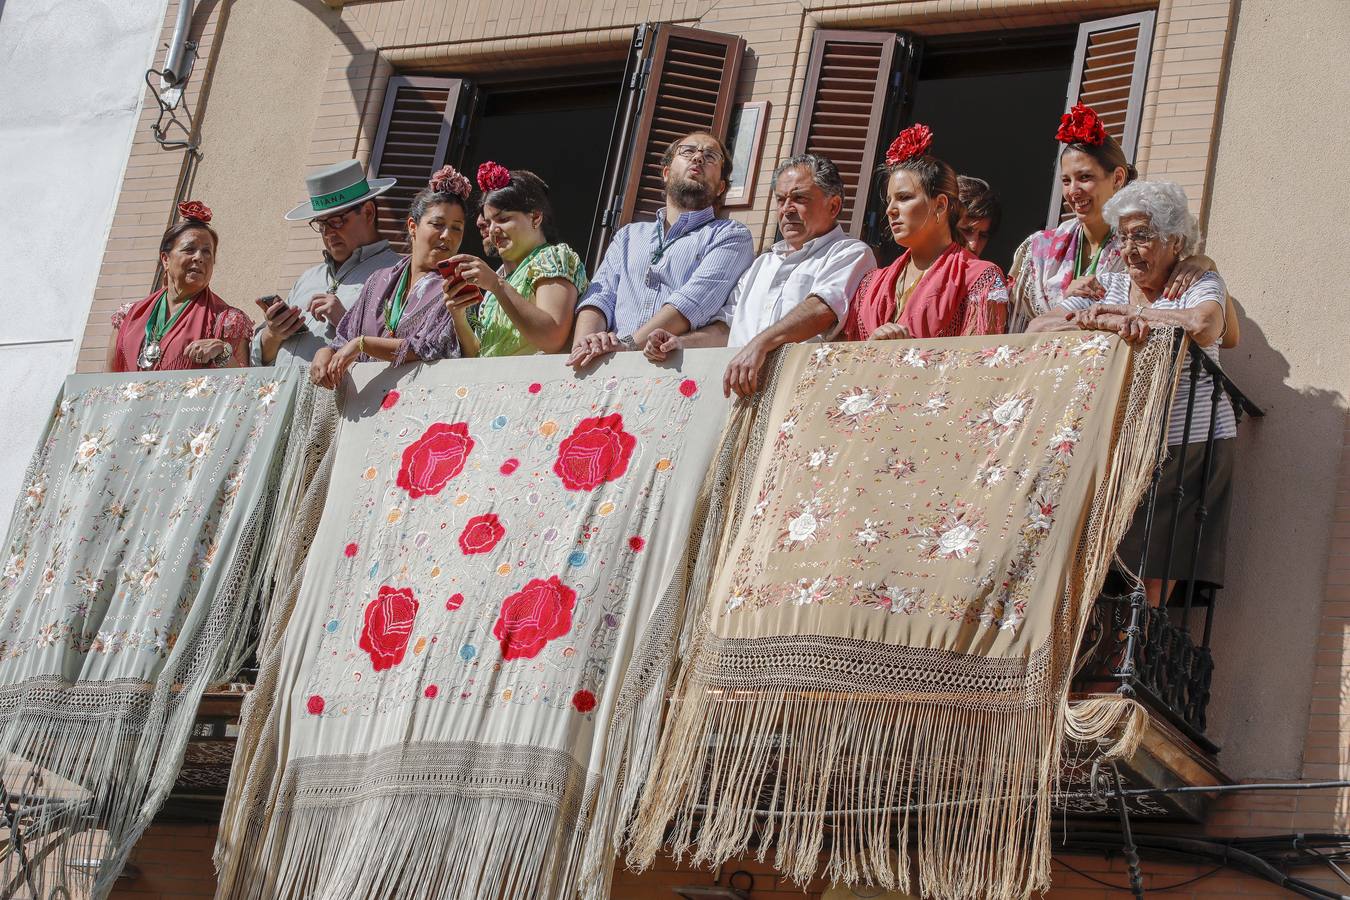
[137,341,162,370]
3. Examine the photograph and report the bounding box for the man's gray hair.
[773,154,845,200]
[1102,180,1198,256]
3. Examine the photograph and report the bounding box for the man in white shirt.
[643,154,875,397]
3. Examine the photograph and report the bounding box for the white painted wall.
[0,0,168,514]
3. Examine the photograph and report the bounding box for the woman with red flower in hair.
[842,124,1009,341]
[1015,103,1232,341]
[106,201,252,371]
[310,166,470,388]
[441,162,588,358]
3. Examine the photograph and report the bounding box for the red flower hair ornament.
[177,200,212,224]
[477,161,512,193]
[429,165,472,200]
[884,124,934,167]
[1056,102,1107,147]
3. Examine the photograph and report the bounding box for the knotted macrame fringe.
[0,377,316,899]
[625,332,1180,900]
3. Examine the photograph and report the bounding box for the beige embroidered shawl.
[629,332,1176,899]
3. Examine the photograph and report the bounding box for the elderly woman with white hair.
[1064,179,1237,605]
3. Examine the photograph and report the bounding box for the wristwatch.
[617,334,638,351]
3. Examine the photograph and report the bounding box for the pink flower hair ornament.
[429,165,472,200]
[476,161,512,193]
[884,123,934,167]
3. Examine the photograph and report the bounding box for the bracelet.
[617,334,638,351]
[358,335,365,356]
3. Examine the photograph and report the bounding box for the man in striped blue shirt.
[566,131,755,368]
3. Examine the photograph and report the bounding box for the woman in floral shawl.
[107,201,251,372]
[843,124,1008,341]
[443,163,587,357]
[1012,103,1226,336]
[311,168,469,388]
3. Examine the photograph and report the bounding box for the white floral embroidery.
[121,382,148,401]
[805,446,837,471]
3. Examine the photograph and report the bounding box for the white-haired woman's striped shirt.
[1059,272,1237,445]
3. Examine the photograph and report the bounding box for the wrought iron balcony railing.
[1075,339,1263,751]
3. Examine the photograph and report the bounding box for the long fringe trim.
[630,684,1058,900]
[214,389,340,891]
[625,332,1181,900]
[221,792,586,900]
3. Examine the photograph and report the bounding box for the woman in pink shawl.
[1012,103,1227,336]
[843,124,1008,342]
[106,201,251,372]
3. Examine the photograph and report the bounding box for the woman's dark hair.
[957,175,1002,232]
[879,154,962,234]
[481,170,560,244]
[159,220,217,254]
[1060,133,1139,184]
[408,187,474,224]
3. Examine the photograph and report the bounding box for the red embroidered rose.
[381,390,400,410]
[553,414,637,492]
[1056,102,1107,147]
[344,542,359,558]
[884,123,934,166]
[628,536,645,552]
[424,684,439,699]
[678,379,698,398]
[397,422,474,498]
[528,383,542,394]
[477,161,511,192]
[572,690,597,713]
[307,695,325,715]
[358,585,419,671]
[459,513,505,555]
[500,458,520,475]
[177,200,212,223]
[493,575,576,660]
[446,593,464,610]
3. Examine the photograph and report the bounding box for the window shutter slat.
[369,75,470,250]
[791,30,900,238]
[618,26,746,225]
[1048,11,1156,226]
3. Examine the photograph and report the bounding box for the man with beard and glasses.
[566,131,754,368]
[644,154,875,398]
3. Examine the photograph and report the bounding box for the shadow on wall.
[1202,297,1346,777]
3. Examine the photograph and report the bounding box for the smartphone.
[255,294,282,309]
[435,259,462,283]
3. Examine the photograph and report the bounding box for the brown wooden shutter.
[1047,11,1156,225]
[791,31,903,238]
[617,25,745,224]
[368,75,476,249]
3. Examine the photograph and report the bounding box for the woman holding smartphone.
[310,167,471,388]
[443,163,587,357]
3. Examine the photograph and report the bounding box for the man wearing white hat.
[251,160,401,365]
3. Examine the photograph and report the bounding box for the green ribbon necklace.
[1074,226,1113,278]
[138,289,195,369]
[383,265,412,334]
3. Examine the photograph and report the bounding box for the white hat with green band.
[284,159,397,221]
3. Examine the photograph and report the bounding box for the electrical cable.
[1052,856,1225,892]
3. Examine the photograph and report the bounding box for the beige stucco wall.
[1201,0,1350,777]
[187,0,343,314]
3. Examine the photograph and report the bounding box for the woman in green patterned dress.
[443,164,588,357]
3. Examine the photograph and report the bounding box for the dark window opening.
[458,73,622,262]
[869,28,1076,271]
